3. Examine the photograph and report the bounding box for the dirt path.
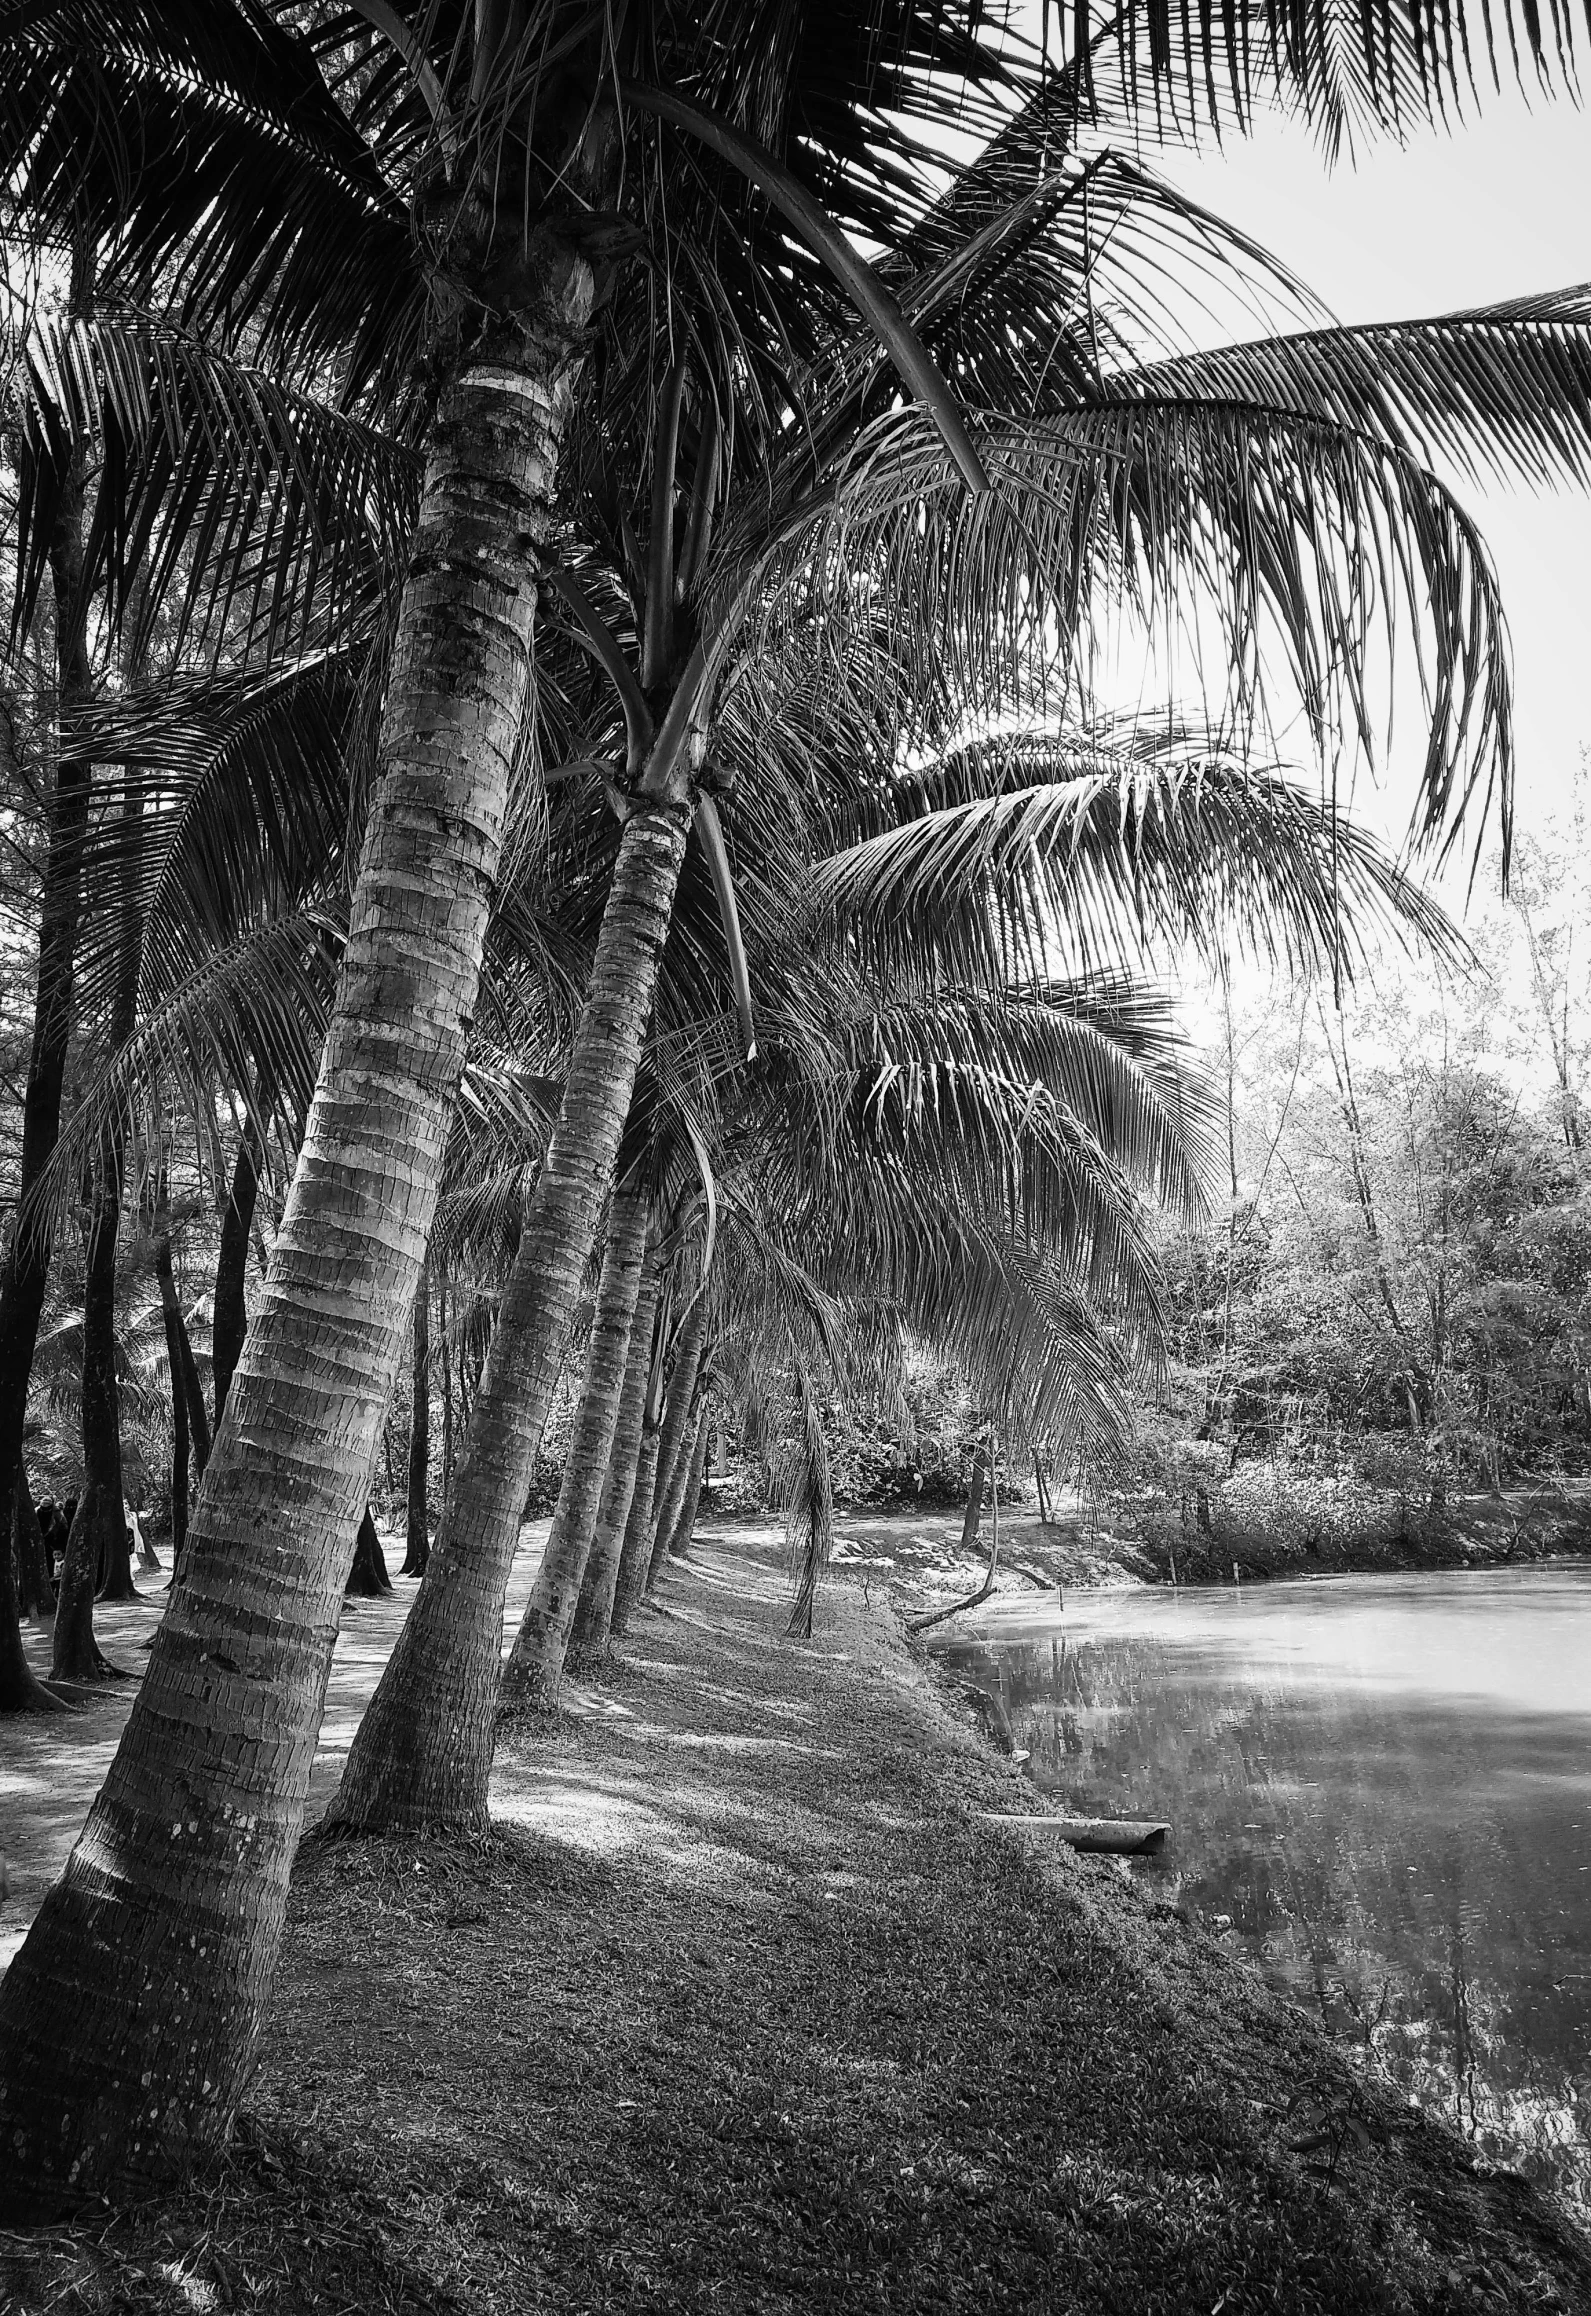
[5,1532,1588,2314]
[1,1516,551,1967]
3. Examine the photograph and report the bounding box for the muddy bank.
[760,1482,1591,1610]
[5,1533,1587,2313]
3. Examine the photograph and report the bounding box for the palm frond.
[19,909,339,1254]
[65,650,363,1029]
[0,2,417,392]
[806,742,1460,987]
[16,317,416,657]
[1116,286,1591,497]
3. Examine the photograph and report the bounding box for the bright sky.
[1123,81,1591,874]
[983,49,1591,1081]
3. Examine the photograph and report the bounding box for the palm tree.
[0,2,1033,2192]
[2,0,1588,2212]
[500,1171,655,1699]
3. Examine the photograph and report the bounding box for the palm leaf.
[16,316,416,657]
[807,741,1459,986]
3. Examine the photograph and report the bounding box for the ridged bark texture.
[403,1263,430,1577]
[324,801,689,1837]
[642,1302,707,1595]
[501,1181,650,1703]
[0,294,588,2213]
[567,1239,661,1663]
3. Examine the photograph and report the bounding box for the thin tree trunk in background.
[154,1182,211,1473]
[568,1233,662,1664]
[163,1286,191,1575]
[212,1111,263,1427]
[961,1439,991,1555]
[13,1468,55,1626]
[345,1507,392,1597]
[152,1177,208,1580]
[0,238,94,1715]
[324,801,688,1837]
[643,1303,707,1595]
[666,1406,711,1564]
[51,1482,127,1683]
[907,1439,1000,1636]
[0,274,593,2208]
[403,1262,430,1577]
[1,1487,65,1716]
[69,1175,137,1608]
[67,611,149,1625]
[502,1181,650,1704]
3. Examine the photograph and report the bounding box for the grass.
[3,1538,1588,2314]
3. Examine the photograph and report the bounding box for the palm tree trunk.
[323,801,689,1836]
[152,1180,209,1577]
[667,1406,712,1564]
[0,1486,66,1719]
[0,243,94,1715]
[163,1288,191,1574]
[609,1403,663,1638]
[501,1180,650,1705]
[63,643,150,1635]
[69,1177,135,1617]
[642,1302,708,1595]
[212,1111,263,1428]
[52,1176,138,1662]
[13,1468,55,1627]
[345,1507,392,1597]
[402,1262,430,1577]
[0,288,593,2211]
[567,1238,663,1664]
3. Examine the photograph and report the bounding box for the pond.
[935,1566,1591,2216]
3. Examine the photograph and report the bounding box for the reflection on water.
[938,1568,1591,2215]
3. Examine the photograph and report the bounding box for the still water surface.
[937,1567,1591,2213]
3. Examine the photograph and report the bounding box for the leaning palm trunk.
[323,803,689,1836]
[608,1405,664,1638]
[643,1303,708,1595]
[567,1235,663,1663]
[666,1406,713,1565]
[0,290,591,2212]
[501,1179,651,1705]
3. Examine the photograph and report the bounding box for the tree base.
[345,1509,393,1598]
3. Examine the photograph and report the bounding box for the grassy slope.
[5,1540,1588,2315]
